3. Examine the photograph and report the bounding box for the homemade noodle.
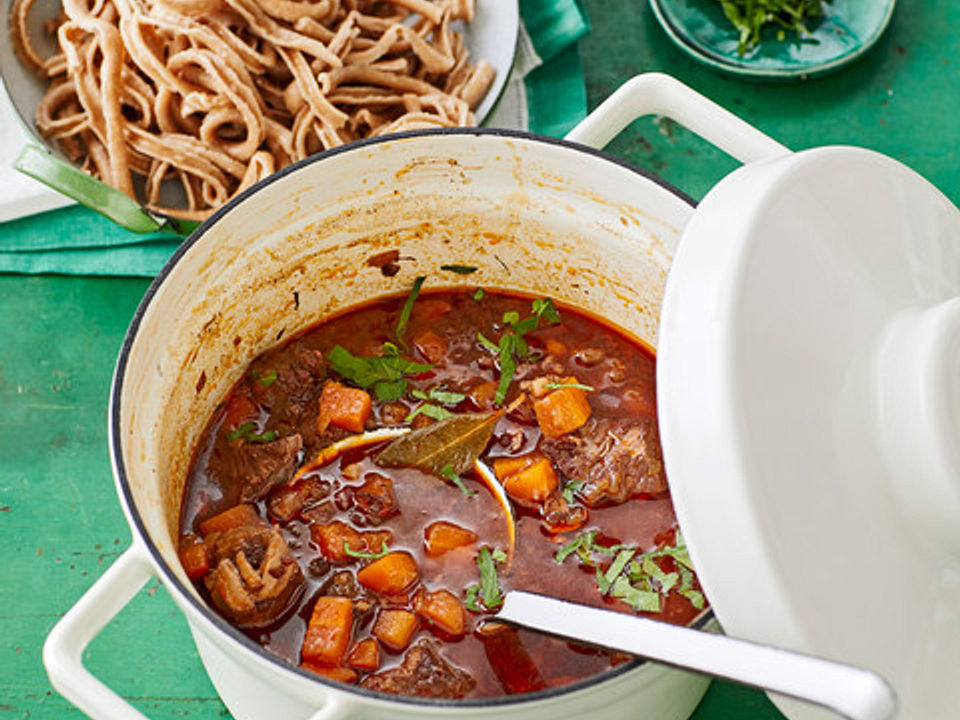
[9,0,495,219]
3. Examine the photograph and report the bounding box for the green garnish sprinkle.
[343,540,391,560]
[473,288,486,301]
[395,275,426,343]
[465,546,506,611]
[327,344,432,403]
[720,0,831,55]
[441,463,476,498]
[226,422,278,444]
[440,264,478,274]
[545,382,595,392]
[562,480,585,503]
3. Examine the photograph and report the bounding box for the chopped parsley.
[440,264,478,274]
[405,403,453,422]
[477,298,563,404]
[326,344,432,402]
[249,369,278,387]
[406,386,467,422]
[395,275,426,343]
[226,422,278,444]
[465,546,506,611]
[554,530,704,613]
[473,287,485,301]
[545,382,595,392]
[721,0,831,55]
[343,540,391,560]
[562,480,584,503]
[441,464,476,498]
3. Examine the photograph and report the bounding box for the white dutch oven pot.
[43,74,960,720]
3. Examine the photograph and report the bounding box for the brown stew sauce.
[179,289,705,698]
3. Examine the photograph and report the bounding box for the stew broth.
[179,288,705,698]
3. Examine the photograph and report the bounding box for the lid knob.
[874,298,960,556]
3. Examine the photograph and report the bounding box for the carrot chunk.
[346,638,380,672]
[413,588,466,637]
[544,339,567,357]
[372,608,419,651]
[502,457,558,503]
[492,454,537,483]
[300,661,359,684]
[178,535,210,580]
[357,551,419,595]
[412,329,447,364]
[319,380,372,433]
[198,503,263,535]
[302,596,354,666]
[533,381,591,438]
[424,521,478,557]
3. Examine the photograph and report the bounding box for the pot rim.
[109,126,710,708]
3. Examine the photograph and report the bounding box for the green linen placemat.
[0,0,589,277]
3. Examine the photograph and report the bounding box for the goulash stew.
[178,279,706,698]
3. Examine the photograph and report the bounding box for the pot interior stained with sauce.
[177,286,707,698]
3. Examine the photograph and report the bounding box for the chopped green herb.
[720,0,831,55]
[343,540,390,560]
[531,297,561,325]
[327,344,432,402]
[545,382,595,392]
[441,463,476,498]
[561,480,585,504]
[502,310,520,326]
[554,530,598,564]
[602,547,636,589]
[259,370,277,387]
[494,334,517,405]
[226,422,278,444]
[476,332,499,353]
[491,548,508,563]
[473,288,486,301]
[405,402,454,423]
[412,386,467,406]
[476,546,504,609]
[611,575,662,613]
[395,275,426,343]
[440,264,478,274]
[464,584,483,612]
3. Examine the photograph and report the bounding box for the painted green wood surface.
[3,1,958,718]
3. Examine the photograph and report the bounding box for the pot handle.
[43,545,156,720]
[565,73,790,164]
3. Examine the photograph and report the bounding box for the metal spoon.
[497,591,897,720]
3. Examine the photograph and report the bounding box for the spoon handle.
[498,592,896,720]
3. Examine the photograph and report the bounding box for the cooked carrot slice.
[346,638,380,672]
[357,551,419,595]
[198,503,262,535]
[302,596,353,666]
[533,381,591,438]
[372,608,419,651]
[413,588,466,637]
[178,535,210,580]
[424,521,478,557]
[300,661,358,684]
[492,454,538,483]
[319,380,372,433]
[502,457,558,503]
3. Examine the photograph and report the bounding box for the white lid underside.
[658,146,960,720]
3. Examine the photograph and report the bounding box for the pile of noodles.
[10,0,495,219]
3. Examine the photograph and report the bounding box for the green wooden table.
[3,1,957,717]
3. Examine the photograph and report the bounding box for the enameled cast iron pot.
[43,74,960,720]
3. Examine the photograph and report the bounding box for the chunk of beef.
[353,473,399,524]
[204,525,304,628]
[360,640,476,698]
[252,345,327,447]
[267,476,331,523]
[213,433,303,503]
[541,417,667,507]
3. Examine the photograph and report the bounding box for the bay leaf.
[374,410,504,479]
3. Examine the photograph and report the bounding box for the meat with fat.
[360,639,476,697]
[541,417,667,507]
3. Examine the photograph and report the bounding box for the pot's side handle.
[305,696,352,720]
[565,73,790,164]
[43,546,155,720]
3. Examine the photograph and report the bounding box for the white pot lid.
[657,145,960,720]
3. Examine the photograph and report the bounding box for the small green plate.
[649,0,897,79]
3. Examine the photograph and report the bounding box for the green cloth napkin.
[0,0,589,277]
